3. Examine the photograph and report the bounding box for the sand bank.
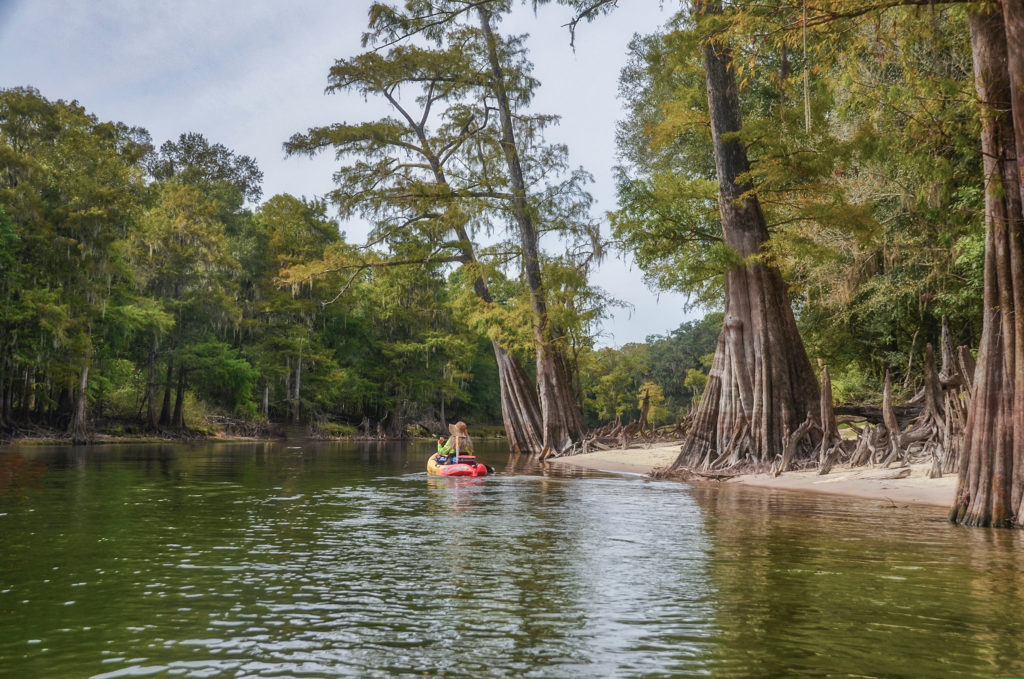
[548,444,957,507]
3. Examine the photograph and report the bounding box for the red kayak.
[427,454,489,477]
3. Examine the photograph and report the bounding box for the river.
[1,440,1022,678]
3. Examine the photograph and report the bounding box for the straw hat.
[447,421,473,453]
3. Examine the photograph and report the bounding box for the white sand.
[545,444,684,476]
[548,444,957,507]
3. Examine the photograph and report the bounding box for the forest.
[0,86,717,442]
[1,0,1022,527]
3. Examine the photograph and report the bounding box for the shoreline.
[0,431,506,448]
[548,444,957,508]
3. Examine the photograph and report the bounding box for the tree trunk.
[493,339,544,454]
[666,0,820,474]
[20,367,34,422]
[69,363,89,444]
[639,388,652,436]
[158,354,173,427]
[950,3,1024,527]
[57,385,73,429]
[478,7,586,454]
[409,53,546,455]
[817,365,843,474]
[5,376,14,426]
[427,194,544,453]
[146,331,158,430]
[284,355,291,419]
[292,346,302,425]
[172,365,186,429]
[262,382,270,420]
[0,359,7,429]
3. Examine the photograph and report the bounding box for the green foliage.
[0,0,991,437]
[612,2,983,401]
[684,367,709,406]
[583,343,650,424]
[89,358,142,420]
[579,313,721,425]
[646,313,721,413]
[148,132,263,203]
[637,381,670,426]
[826,364,882,405]
[0,87,516,435]
[179,341,259,415]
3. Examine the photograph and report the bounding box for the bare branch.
[563,0,619,50]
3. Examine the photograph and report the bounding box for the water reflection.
[0,451,45,497]
[0,442,1022,678]
[690,484,1024,678]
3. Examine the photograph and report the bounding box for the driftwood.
[854,467,912,480]
[833,403,922,427]
[548,412,693,460]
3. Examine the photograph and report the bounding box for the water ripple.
[2,443,1024,678]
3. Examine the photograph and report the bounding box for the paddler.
[433,421,473,465]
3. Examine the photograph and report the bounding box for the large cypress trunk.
[666,1,819,474]
[478,8,586,454]
[950,2,1024,527]
[492,339,544,453]
[429,197,544,453]
[463,249,543,453]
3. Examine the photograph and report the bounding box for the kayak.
[426,454,489,477]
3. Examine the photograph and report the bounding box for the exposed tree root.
[660,319,974,483]
[539,413,694,461]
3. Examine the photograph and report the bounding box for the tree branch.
[563,0,620,50]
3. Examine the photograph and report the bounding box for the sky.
[0,0,701,346]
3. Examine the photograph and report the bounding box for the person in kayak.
[434,421,474,465]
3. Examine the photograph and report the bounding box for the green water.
[1,441,1022,678]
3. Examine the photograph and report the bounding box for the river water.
[1,440,1022,678]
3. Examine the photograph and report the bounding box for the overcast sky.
[0,0,701,346]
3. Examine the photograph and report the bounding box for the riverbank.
[0,426,507,447]
[548,444,958,507]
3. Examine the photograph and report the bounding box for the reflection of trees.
[958,528,1024,669]
[489,480,588,667]
[0,452,45,497]
[503,453,593,479]
[690,485,1024,677]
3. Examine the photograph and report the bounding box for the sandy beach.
[548,444,958,507]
